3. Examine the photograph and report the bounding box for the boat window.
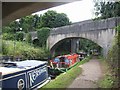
[2,63,17,67]
[65,58,69,64]
[54,58,60,63]
[59,57,65,62]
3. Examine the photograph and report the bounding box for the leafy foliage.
[25,33,32,43]
[116,25,120,45]
[41,10,71,28]
[106,25,120,88]
[94,1,120,87]
[2,33,14,40]
[2,10,71,47]
[16,32,24,41]
[94,1,120,19]
[37,27,50,47]
[54,13,71,27]
[2,40,50,60]
[2,26,14,33]
[2,10,71,59]
[19,15,36,33]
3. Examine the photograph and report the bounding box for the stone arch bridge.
[30,17,120,56]
[46,17,120,56]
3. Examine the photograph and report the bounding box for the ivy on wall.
[37,27,50,47]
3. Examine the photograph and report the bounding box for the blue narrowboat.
[0,60,49,90]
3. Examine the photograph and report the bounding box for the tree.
[2,26,15,40]
[2,26,13,33]
[41,10,71,28]
[33,14,41,28]
[19,15,35,33]
[2,10,72,48]
[94,1,120,19]
[2,21,20,34]
[54,13,71,27]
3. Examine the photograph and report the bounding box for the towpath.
[67,59,103,88]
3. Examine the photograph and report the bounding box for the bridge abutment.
[70,39,80,53]
[71,39,77,53]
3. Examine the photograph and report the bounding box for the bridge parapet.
[51,17,120,35]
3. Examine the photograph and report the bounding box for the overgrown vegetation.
[106,26,120,88]
[2,10,71,35]
[97,26,120,88]
[2,40,50,60]
[41,56,91,89]
[99,74,114,88]
[15,31,24,41]
[37,27,50,47]
[93,1,120,88]
[94,1,120,19]
[25,33,32,43]
[1,10,71,58]
[97,58,115,88]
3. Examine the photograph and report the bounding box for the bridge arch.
[50,37,103,56]
[48,28,115,49]
[49,33,105,51]
[51,37,103,49]
[33,39,39,46]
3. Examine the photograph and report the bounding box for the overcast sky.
[33,0,95,23]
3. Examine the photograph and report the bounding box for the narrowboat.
[0,60,50,90]
[76,52,87,61]
[49,53,79,73]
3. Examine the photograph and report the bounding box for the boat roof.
[0,60,47,75]
[11,60,47,67]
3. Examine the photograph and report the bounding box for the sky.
[32,0,95,23]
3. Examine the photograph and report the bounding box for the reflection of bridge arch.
[47,17,120,56]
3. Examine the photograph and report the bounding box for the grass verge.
[97,57,114,88]
[40,56,91,89]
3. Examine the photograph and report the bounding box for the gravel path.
[67,59,102,88]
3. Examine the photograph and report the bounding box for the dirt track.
[67,59,102,88]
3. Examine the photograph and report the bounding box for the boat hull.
[0,63,48,90]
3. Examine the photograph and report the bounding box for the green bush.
[2,40,50,60]
[105,25,120,88]
[97,26,120,88]
[2,33,14,40]
[99,74,114,88]
[2,26,14,33]
[25,33,32,43]
[16,32,24,41]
